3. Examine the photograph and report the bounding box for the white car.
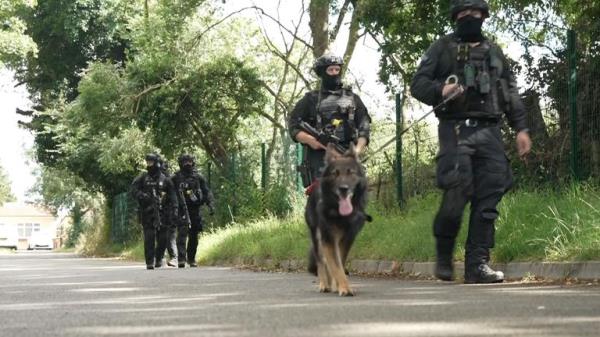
[0,225,18,250]
[28,230,54,250]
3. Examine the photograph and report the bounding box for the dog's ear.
[345,142,359,161]
[325,143,341,163]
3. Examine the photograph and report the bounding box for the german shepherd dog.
[305,143,371,296]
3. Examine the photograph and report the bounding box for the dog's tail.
[307,247,317,276]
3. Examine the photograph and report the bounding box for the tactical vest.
[142,173,168,209]
[314,88,357,145]
[444,39,505,119]
[176,172,203,206]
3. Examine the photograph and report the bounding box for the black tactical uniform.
[158,159,178,267]
[410,0,528,283]
[288,53,371,186]
[131,154,178,269]
[172,154,214,268]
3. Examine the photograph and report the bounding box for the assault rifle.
[298,121,347,154]
[150,189,162,228]
[296,121,349,187]
[177,183,192,227]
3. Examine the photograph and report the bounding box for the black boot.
[465,246,503,283]
[464,263,504,284]
[435,238,455,281]
[435,259,454,281]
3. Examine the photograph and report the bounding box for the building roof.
[0,202,56,218]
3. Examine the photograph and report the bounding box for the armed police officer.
[410,0,532,283]
[171,154,215,268]
[157,158,178,267]
[131,154,178,270]
[288,53,371,189]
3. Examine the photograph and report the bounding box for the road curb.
[223,258,600,281]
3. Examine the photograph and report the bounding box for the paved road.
[0,252,599,337]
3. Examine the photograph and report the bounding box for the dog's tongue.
[338,196,353,216]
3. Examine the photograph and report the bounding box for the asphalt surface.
[0,252,599,337]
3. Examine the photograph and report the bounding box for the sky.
[0,0,531,202]
[0,68,36,202]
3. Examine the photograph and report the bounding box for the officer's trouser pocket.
[480,154,512,193]
[435,152,461,190]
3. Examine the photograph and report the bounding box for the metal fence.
[111,192,139,244]
[569,30,600,180]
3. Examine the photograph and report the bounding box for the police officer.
[157,158,178,267]
[410,0,532,283]
[131,154,178,270]
[171,154,215,268]
[288,53,371,188]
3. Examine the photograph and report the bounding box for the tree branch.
[330,0,352,42]
[260,33,313,89]
[369,32,409,80]
[341,2,361,73]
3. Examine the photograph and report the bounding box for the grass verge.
[197,184,600,266]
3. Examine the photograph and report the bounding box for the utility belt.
[441,117,499,128]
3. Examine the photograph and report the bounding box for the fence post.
[296,143,303,192]
[206,161,212,187]
[568,29,580,180]
[261,142,267,190]
[395,92,405,207]
[231,153,237,215]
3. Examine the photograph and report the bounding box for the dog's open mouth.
[338,195,353,216]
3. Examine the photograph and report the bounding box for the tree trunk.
[342,1,361,71]
[309,0,330,58]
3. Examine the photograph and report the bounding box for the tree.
[357,0,452,92]
[15,0,135,169]
[0,0,37,68]
[0,164,16,205]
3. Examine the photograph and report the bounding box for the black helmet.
[450,0,489,21]
[313,53,344,77]
[145,153,161,174]
[145,153,161,163]
[177,154,195,168]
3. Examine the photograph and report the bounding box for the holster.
[297,145,313,188]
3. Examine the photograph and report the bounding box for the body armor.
[141,174,168,209]
[176,173,204,207]
[316,88,357,145]
[444,40,503,120]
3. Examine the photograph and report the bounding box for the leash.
[362,76,463,163]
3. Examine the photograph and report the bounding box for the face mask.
[321,73,342,90]
[455,15,484,42]
[147,164,159,175]
[182,164,193,173]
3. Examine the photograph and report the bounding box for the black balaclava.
[455,15,484,42]
[147,162,160,176]
[321,72,342,91]
[182,162,194,175]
